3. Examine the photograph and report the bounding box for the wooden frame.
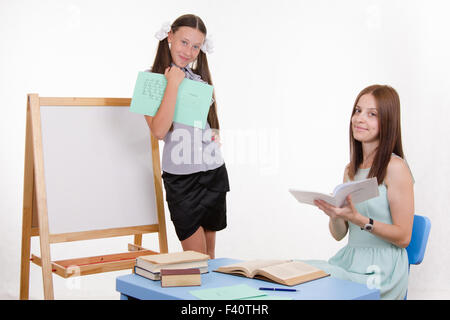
[20,94,168,300]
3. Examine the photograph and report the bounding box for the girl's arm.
[145,66,185,139]
[327,166,350,241]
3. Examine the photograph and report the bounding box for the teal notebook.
[189,284,267,300]
[188,284,292,300]
[130,71,213,129]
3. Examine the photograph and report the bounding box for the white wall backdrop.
[1,0,449,299]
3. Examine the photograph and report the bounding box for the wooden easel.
[19,94,168,300]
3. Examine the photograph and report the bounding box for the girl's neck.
[360,141,379,169]
[171,62,192,70]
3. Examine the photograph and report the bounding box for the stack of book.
[134,250,209,281]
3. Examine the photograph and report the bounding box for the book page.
[217,260,289,277]
[142,76,166,101]
[258,261,320,280]
[173,80,213,129]
[332,179,360,195]
[290,177,379,208]
[333,177,379,207]
[288,190,336,206]
[130,72,166,116]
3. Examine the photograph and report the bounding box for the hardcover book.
[135,251,209,273]
[160,268,201,287]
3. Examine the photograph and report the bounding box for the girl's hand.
[164,66,185,87]
[314,195,360,223]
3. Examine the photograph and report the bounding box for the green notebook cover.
[130,71,213,129]
[189,284,268,300]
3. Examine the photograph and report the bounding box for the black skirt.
[162,164,230,241]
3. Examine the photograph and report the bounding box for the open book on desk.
[214,260,329,286]
[289,177,379,208]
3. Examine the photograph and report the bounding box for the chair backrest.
[406,215,431,265]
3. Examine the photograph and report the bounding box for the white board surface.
[40,106,158,234]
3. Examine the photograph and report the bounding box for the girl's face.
[351,93,380,144]
[168,26,205,68]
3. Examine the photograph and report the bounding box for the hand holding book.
[130,71,214,129]
[289,177,379,208]
[314,194,359,221]
[165,65,185,87]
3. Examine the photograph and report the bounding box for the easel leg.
[20,98,34,300]
[29,94,55,300]
[19,209,32,300]
[150,135,168,254]
[39,236,54,300]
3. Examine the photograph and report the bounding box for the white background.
[1,0,449,299]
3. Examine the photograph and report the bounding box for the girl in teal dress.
[306,85,415,299]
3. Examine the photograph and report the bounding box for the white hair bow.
[201,36,214,54]
[154,21,171,41]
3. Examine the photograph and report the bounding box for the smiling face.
[351,93,380,144]
[167,26,205,68]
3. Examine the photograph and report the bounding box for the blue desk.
[116,258,379,300]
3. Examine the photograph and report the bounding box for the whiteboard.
[40,106,158,234]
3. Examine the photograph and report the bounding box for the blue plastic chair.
[404,214,431,299]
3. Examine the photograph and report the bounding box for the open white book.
[215,260,329,286]
[289,177,379,208]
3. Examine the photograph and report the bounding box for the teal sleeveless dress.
[302,167,409,300]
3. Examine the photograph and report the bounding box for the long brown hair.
[151,14,220,129]
[348,85,404,184]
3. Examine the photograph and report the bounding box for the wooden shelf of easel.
[30,244,157,278]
